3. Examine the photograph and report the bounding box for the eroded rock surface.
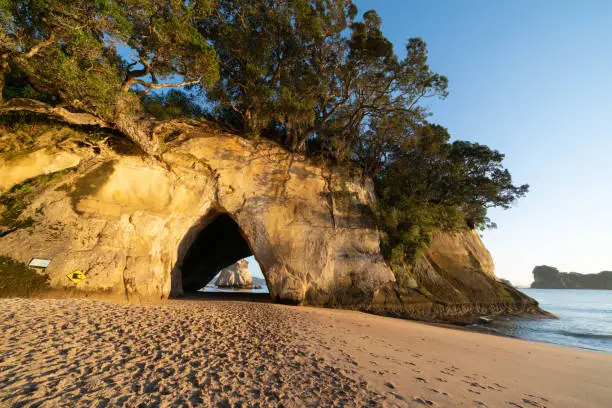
[0,148,82,194]
[0,124,543,319]
[367,230,542,320]
[0,126,393,305]
[215,259,253,289]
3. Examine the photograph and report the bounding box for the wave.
[554,330,612,340]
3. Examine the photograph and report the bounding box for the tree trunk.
[0,97,163,157]
[111,95,163,156]
[0,54,9,104]
[0,72,5,104]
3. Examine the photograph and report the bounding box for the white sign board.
[28,258,51,268]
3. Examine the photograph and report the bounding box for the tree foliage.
[0,0,529,266]
[376,124,529,263]
[204,2,447,167]
[0,0,218,154]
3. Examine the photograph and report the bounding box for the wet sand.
[0,298,610,407]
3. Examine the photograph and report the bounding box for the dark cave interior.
[181,212,254,292]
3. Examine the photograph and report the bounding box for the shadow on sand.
[177,291,272,303]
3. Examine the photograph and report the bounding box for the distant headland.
[531,265,612,289]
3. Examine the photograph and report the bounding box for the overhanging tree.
[0,0,529,267]
[0,0,218,155]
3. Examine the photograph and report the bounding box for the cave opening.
[179,211,269,297]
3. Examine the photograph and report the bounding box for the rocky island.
[215,259,253,289]
[531,265,612,289]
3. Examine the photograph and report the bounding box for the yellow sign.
[66,270,86,284]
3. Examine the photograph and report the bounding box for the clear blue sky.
[354,0,612,285]
[246,256,264,279]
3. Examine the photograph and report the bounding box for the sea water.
[199,285,270,294]
[197,285,612,353]
[489,289,612,353]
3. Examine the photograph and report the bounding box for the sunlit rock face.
[0,126,394,304]
[0,125,543,319]
[215,259,252,289]
[365,230,542,320]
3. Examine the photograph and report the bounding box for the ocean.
[198,285,612,353]
[199,284,270,294]
[487,289,612,354]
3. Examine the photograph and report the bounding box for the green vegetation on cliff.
[0,0,528,266]
[0,256,50,297]
[0,170,71,236]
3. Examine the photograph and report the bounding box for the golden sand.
[1,299,610,407]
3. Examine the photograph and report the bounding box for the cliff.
[0,121,543,320]
[531,266,612,289]
[215,259,253,289]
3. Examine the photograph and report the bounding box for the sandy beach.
[1,298,610,407]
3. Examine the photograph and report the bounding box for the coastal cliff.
[531,265,612,289]
[0,122,542,320]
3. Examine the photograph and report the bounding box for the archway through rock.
[178,210,269,296]
[200,256,269,293]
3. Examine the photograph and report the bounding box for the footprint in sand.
[521,397,547,408]
[384,381,395,389]
[525,393,550,403]
[391,392,405,401]
[413,396,435,406]
[462,380,487,390]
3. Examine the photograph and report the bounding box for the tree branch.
[24,35,56,58]
[132,78,201,90]
[0,98,110,128]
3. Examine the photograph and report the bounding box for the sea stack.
[215,259,253,289]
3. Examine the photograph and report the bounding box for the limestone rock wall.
[367,230,541,320]
[0,125,544,319]
[0,128,394,304]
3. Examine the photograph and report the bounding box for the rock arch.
[173,208,263,294]
[0,128,542,320]
[0,132,396,304]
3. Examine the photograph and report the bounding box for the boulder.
[215,259,253,289]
